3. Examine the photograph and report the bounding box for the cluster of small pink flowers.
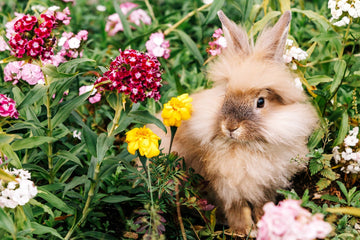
[4,61,45,85]
[79,85,102,104]
[257,200,332,240]
[105,2,151,36]
[145,32,171,59]
[6,7,71,59]
[333,127,360,174]
[0,94,19,119]
[207,28,227,56]
[94,49,162,103]
[43,30,88,66]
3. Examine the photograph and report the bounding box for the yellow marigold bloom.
[161,93,193,127]
[125,126,160,158]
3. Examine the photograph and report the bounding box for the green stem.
[64,163,101,240]
[339,18,352,60]
[164,3,212,36]
[144,0,157,25]
[146,159,154,234]
[108,94,122,137]
[168,126,177,155]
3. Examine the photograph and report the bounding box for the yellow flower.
[125,126,161,158]
[161,93,193,127]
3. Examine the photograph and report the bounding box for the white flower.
[344,135,359,147]
[333,146,341,163]
[342,147,353,161]
[294,77,303,89]
[73,130,82,140]
[48,6,60,11]
[96,5,106,12]
[68,37,81,49]
[203,0,214,4]
[58,37,67,47]
[349,127,359,136]
[31,5,47,12]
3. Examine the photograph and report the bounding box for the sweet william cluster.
[8,7,71,59]
[95,49,162,103]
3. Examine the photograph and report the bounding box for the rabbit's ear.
[217,10,250,55]
[254,11,291,61]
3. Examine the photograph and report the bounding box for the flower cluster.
[161,93,193,127]
[0,94,19,119]
[207,28,227,56]
[4,61,45,85]
[125,126,160,158]
[0,169,38,208]
[328,0,360,26]
[257,200,332,240]
[333,127,360,174]
[94,49,162,103]
[105,2,151,36]
[146,33,171,59]
[283,39,308,67]
[44,30,88,66]
[6,7,71,59]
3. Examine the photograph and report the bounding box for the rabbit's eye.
[257,97,265,108]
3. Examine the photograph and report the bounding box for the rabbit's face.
[219,88,283,143]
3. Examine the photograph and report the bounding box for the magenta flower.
[0,94,19,119]
[207,28,227,56]
[105,2,151,36]
[94,49,162,103]
[257,200,332,240]
[145,33,171,59]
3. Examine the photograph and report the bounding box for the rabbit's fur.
[151,11,318,234]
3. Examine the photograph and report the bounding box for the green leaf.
[307,75,333,86]
[204,0,225,24]
[307,128,325,150]
[31,222,63,239]
[291,8,331,30]
[28,198,54,219]
[316,178,331,191]
[114,0,132,38]
[0,133,21,145]
[337,181,349,199]
[320,168,337,181]
[57,58,95,74]
[41,64,75,79]
[330,60,346,95]
[83,126,98,157]
[321,194,344,204]
[63,175,89,198]
[0,169,16,182]
[174,29,204,65]
[0,207,15,236]
[309,158,323,175]
[101,195,133,203]
[11,136,56,151]
[51,92,91,128]
[333,111,349,147]
[55,150,83,167]
[128,110,167,133]
[279,0,291,12]
[249,11,281,38]
[96,133,115,162]
[0,144,21,168]
[17,84,47,110]
[59,165,78,183]
[36,188,74,215]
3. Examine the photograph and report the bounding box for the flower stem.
[164,3,212,36]
[145,0,157,25]
[146,159,154,234]
[339,18,352,60]
[64,163,101,240]
[108,94,122,137]
[175,183,187,240]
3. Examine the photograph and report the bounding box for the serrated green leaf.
[51,92,91,129]
[174,29,204,65]
[31,222,63,239]
[17,84,47,110]
[11,136,56,151]
[333,111,349,147]
[204,0,224,24]
[316,178,331,191]
[320,167,337,180]
[309,158,323,175]
[308,128,325,150]
[101,195,133,203]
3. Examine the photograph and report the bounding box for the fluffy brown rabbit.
[151,10,319,234]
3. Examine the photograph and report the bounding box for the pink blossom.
[257,200,332,240]
[55,7,71,25]
[105,2,151,36]
[0,37,10,51]
[4,61,23,84]
[21,63,45,85]
[145,32,171,59]
[89,93,102,103]
[0,94,19,119]
[207,28,227,56]
[79,85,101,103]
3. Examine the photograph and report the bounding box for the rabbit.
[150,10,319,235]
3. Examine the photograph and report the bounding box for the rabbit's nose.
[228,126,239,132]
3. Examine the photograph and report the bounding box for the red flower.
[95,49,162,103]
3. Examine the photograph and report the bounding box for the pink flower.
[145,32,171,59]
[0,94,19,119]
[79,85,102,104]
[89,93,102,104]
[105,2,151,36]
[0,37,10,51]
[21,63,45,85]
[55,7,71,25]
[207,28,227,56]
[4,61,23,84]
[94,49,162,103]
[257,200,332,240]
